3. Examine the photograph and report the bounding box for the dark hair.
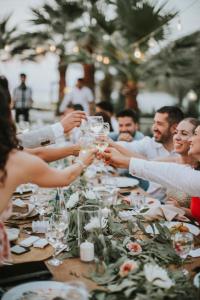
[72,104,84,111]
[117,109,139,124]
[0,88,18,184]
[183,118,200,131]
[20,73,26,77]
[96,101,114,114]
[156,106,184,125]
[77,78,84,82]
[94,111,113,131]
[0,75,11,104]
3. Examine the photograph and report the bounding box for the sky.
[0,0,200,110]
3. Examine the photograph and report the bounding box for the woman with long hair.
[0,88,96,214]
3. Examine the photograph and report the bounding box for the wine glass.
[88,116,103,134]
[53,212,69,249]
[45,216,63,266]
[172,232,193,275]
[101,122,110,136]
[79,135,95,155]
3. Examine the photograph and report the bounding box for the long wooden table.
[5,186,200,291]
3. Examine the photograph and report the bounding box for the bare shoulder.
[8,150,40,166]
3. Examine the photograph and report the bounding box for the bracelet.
[76,159,87,171]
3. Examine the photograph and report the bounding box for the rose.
[126,242,142,254]
[119,260,138,277]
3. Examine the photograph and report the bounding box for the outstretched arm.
[25,144,80,162]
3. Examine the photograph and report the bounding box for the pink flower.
[119,260,138,277]
[126,242,142,254]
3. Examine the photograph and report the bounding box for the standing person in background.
[60,78,94,115]
[13,73,33,122]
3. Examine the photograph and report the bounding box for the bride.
[0,88,96,214]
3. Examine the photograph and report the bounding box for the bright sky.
[0,0,200,107]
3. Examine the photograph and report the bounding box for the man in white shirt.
[60,78,94,115]
[115,106,184,201]
[18,110,86,148]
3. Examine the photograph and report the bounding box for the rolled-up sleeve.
[129,158,200,196]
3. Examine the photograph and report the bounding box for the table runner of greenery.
[57,176,199,300]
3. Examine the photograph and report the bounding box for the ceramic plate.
[193,272,200,288]
[114,177,139,188]
[2,281,71,300]
[146,221,200,236]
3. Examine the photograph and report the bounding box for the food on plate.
[169,223,189,234]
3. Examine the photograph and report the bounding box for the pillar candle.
[80,240,94,262]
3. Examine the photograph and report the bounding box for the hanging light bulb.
[134,47,142,59]
[148,37,157,48]
[177,18,182,31]
[49,44,56,52]
[4,45,10,52]
[36,46,44,54]
[96,54,103,62]
[187,90,198,101]
[103,56,110,64]
[73,46,79,53]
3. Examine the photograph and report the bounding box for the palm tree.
[23,0,85,107]
[139,30,200,108]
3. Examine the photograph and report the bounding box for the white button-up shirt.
[129,158,200,197]
[118,137,177,201]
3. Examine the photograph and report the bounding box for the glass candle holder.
[78,205,102,262]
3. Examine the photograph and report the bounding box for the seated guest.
[0,88,96,214]
[109,109,144,142]
[103,123,200,223]
[96,101,118,132]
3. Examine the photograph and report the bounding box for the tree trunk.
[100,73,113,102]
[123,80,139,111]
[83,63,95,92]
[56,59,67,115]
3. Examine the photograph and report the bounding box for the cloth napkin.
[142,204,188,222]
[11,203,35,219]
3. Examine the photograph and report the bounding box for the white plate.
[193,272,200,288]
[2,281,71,300]
[6,228,20,241]
[114,177,139,188]
[146,221,200,236]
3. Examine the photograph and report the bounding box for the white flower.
[144,263,174,289]
[118,210,135,221]
[83,190,96,200]
[84,217,107,231]
[66,192,79,209]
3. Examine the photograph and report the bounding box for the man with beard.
[114,106,184,201]
[109,109,144,142]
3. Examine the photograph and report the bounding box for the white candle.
[80,240,94,262]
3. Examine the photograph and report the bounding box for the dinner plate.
[2,281,71,300]
[193,272,200,288]
[145,221,200,236]
[114,177,139,188]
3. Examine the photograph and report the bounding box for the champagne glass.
[46,216,63,266]
[88,116,103,134]
[172,232,193,275]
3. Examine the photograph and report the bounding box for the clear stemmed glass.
[53,212,69,249]
[88,116,103,134]
[101,122,110,136]
[172,231,194,275]
[46,216,63,266]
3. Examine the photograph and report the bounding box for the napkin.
[142,205,188,222]
[189,248,200,258]
[11,204,35,219]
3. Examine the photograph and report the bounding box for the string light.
[36,46,44,54]
[177,18,182,31]
[187,90,198,101]
[148,37,157,48]
[134,47,142,59]
[96,54,103,62]
[73,46,79,53]
[103,56,110,64]
[49,45,56,52]
[4,45,10,52]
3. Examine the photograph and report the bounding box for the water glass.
[172,232,193,275]
[129,192,146,212]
